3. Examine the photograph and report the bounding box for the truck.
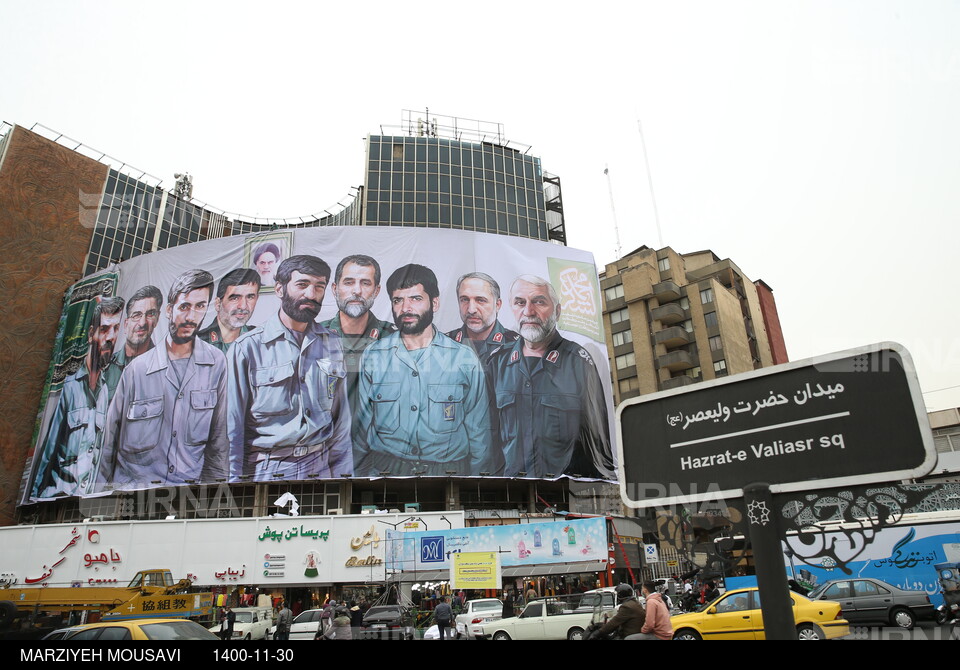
[0,569,214,634]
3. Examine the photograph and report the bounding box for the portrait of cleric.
[486,274,615,480]
[97,269,229,491]
[31,296,124,499]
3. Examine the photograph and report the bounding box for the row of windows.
[367,178,544,208]
[370,136,539,175]
[366,204,546,238]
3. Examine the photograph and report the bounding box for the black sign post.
[617,343,936,639]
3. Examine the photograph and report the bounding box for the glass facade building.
[81,122,565,278]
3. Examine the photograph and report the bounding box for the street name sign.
[617,343,936,508]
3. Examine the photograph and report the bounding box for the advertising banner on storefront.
[21,227,615,504]
[385,517,608,572]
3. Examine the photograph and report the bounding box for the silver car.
[806,577,935,629]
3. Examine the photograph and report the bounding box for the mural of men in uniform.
[98,270,228,490]
[445,272,519,365]
[321,254,396,414]
[103,285,162,394]
[199,268,261,352]
[31,296,124,498]
[489,275,615,480]
[228,255,353,481]
[354,263,492,477]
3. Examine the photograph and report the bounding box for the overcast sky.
[3,1,958,411]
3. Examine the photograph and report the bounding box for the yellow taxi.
[62,618,218,640]
[670,587,850,640]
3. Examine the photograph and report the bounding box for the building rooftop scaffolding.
[379,109,533,155]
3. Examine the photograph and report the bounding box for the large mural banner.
[21,227,615,503]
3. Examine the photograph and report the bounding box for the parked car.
[209,606,274,640]
[63,618,218,640]
[41,626,85,640]
[482,596,615,641]
[805,577,936,630]
[670,587,849,640]
[454,598,503,639]
[358,605,415,640]
[266,608,323,640]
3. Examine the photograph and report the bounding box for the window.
[658,257,670,272]
[604,284,624,302]
[610,308,629,325]
[685,366,702,379]
[680,319,693,333]
[704,311,718,328]
[612,330,633,347]
[616,352,636,370]
[714,359,727,375]
[678,296,690,310]
[700,287,714,304]
[709,335,723,352]
[618,377,639,394]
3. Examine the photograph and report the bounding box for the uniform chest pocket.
[538,394,581,444]
[316,359,346,410]
[252,362,296,417]
[186,389,218,445]
[123,396,164,453]
[428,384,465,434]
[369,382,401,435]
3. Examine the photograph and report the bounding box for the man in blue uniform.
[199,268,261,352]
[445,272,519,366]
[99,270,229,490]
[354,264,492,477]
[320,254,396,416]
[31,296,124,498]
[489,275,615,480]
[228,255,352,481]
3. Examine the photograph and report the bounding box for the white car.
[267,608,325,640]
[455,598,504,639]
[210,607,275,641]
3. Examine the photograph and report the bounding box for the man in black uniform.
[445,272,519,365]
[488,274,615,480]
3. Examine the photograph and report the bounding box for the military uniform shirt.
[321,312,396,414]
[445,319,520,366]
[198,320,252,353]
[227,312,353,479]
[490,332,615,480]
[354,328,492,477]
[98,336,228,490]
[31,362,110,498]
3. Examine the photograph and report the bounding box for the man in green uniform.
[321,255,396,414]
[445,272,519,366]
[198,268,261,352]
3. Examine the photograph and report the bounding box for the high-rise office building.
[601,245,789,406]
